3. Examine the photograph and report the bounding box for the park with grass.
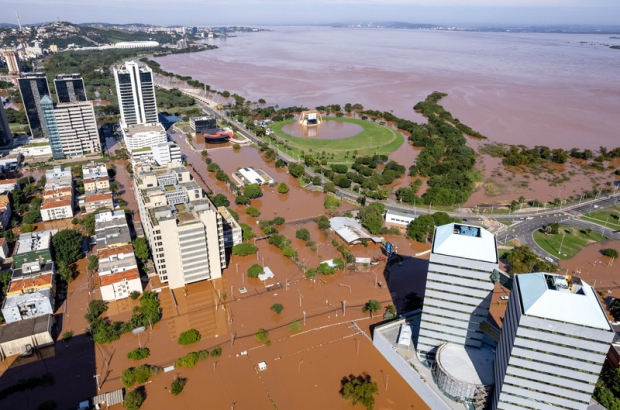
[533,224,608,259]
[582,205,620,231]
[269,117,404,162]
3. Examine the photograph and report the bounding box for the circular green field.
[269,117,404,162]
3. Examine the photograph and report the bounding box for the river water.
[155,26,620,150]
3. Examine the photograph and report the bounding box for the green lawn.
[582,205,620,230]
[269,117,404,162]
[533,225,608,259]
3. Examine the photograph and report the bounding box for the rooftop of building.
[2,287,53,309]
[0,314,52,343]
[11,262,54,280]
[436,343,495,387]
[8,272,53,294]
[99,267,140,287]
[14,230,55,255]
[190,115,214,121]
[85,192,113,203]
[432,223,498,264]
[41,198,72,210]
[385,209,417,219]
[125,123,165,136]
[517,272,611,331]
[98,252,137,275]
[55,73,82,80]
[98,244,134,260]
[95,210,127,226]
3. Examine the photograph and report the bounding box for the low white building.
[115,41,160,49]
[0,314,54,358]
[123,123,167,153]
[41,198,73,221]
[385,210,416,226]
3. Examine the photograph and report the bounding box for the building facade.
[40,95,64,159]
[218,206,242,248]
[492,273,614,410]
[113,61,158,128]
[0,103,12,147]
[0,195,11,230]
[41,166,73,221]
[97,234,142,301]
[134,162,226,289]
[2,51,20,75]
[18,73,50,138]
[2,262,55,324]
[54,73,87,103]
[84,192,114,213]
[417,223,498,358]
[53,101,101,156]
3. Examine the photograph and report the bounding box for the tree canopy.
[340,373,379,410]
[358,202,385,235]
[52,229,84,265]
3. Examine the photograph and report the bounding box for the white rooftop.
[517,272,611,331]
[258,266,275,282]
[432,223,497,263]
[15,230,56,254]
[437,344,495,386]
[239,167,265,185]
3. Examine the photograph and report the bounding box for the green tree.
[244,184,263,199]
[239,223,256,241]
[247,264,264,278]
[358,203,385,235]
[270,303,284,314]
[178,329,201,345]
[255,328,269,342]
[288,162,305,178]
[81,212,96,236]
[314,215,330,230]
[57,261,75,283]
[210,194,230,207]
[383,305,397,320]
[277,183,289,194]
[340,373,379,410]
[52,229,84,265]
[235,194,250,205]
[123,388,145,410]
[23,209,41,224]
[246,206,261,217]
[296,228,310,241]
[603,248,619,258]
[362,299,382,318]
[127,348,150,360]
[324,196,340,210]
[171,378,187,396]
[88,255,99,271]
[132,237,150,264]
[232,243,258,256]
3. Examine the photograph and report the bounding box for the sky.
[1,0,620,26]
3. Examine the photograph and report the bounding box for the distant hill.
[80,22,157,28]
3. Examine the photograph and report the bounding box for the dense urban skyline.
[1,0,620,26]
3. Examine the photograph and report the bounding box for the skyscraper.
[417,223,498,359]
[54,74,87,103]
[0,103,12,147]
[18,73,50,138]
[53,101,101,156]
[113,61,158,128]
[492,273,613,410]
[2,51,20,75]
[40,96,64,160]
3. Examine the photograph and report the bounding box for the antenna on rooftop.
[16,11,22,30]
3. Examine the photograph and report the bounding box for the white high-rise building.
[418,223,498,358]
[113,61,158,128]
[54,101,101,156]
[492,273,613,410]
[134,162,227,289]
[2,50,20,75]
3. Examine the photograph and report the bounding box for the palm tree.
[362,299,382,319]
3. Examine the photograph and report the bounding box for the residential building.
[0,152,22,172]
[54,73,87,103]
[2,262,55,324]
[492,273,614,410]
[18,73,50,138]
[82,162,110,193]
[0,238,8,259]
[218,206,242,248]
[41,166,73,221]
[95,210,131,250]
[53,101,101,156]
[97,244,141,301]
[123,123,167,152]
[0,178,20,192]
[84,192,114,213]
[0,314,54,359]
[417,223,498,358]
[113,61,158,128]
[134,161,226,289]
[0,195,11,230]
[40,95,64,159]
[2,50,20,75]
[13,230,56,268]
[0,102,12,147]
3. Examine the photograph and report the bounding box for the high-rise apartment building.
[54,73,87,103]
[417,223,498,358]
[2,51,20,75]
[492,273,613,410]
[40,96,64,160]
[134,162,226,289]
[113,61,158,128]
[0,103,12,147]
[18,73,50,138]
[54,101,101,156]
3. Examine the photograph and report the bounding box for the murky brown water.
[281,120,363,139]
[155,27,620,150]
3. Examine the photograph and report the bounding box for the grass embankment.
[582,205,620,230]
[533,225,608,259]
[270,117,404,163]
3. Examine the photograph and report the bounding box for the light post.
[559,233,566,255]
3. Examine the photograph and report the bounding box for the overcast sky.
[2,0,620,26]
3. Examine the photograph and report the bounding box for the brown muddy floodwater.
[155,27,620,150]
[281,120,364,139]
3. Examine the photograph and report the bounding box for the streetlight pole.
[559,234,566,255]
